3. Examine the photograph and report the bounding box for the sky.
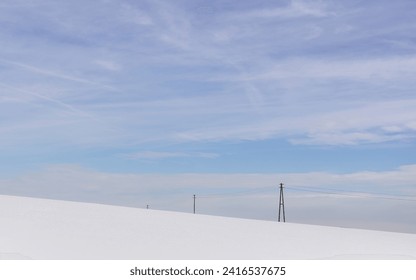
[0,0,416,233]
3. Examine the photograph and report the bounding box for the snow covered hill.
[1,195,415,260]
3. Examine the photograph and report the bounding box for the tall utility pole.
[278,183,286,222]
[193,194,196,214]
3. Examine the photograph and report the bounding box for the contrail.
[0,59,120,92]
[0,82,94,118]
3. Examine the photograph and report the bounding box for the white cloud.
[290,99,416,145]
[238,56,416,82]
[172,97,416,146]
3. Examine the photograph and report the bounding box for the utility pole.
[278,183,286,222]
[193,194,196,214]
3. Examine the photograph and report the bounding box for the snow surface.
[1,195,415,260]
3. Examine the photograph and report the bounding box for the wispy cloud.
[94,60,122,71]
[244,56,416,82]
[0,1,415,175]
[172,98,416,146]
[233,0,331,19]
[119,3,154,26]
[124,151,219,160]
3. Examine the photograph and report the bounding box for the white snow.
[1,195,415,260]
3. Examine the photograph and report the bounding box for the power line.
[286,186,416,202]
[198,186,275,199]
[191,184,416,202]
[290,185,414,198]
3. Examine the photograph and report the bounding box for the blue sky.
[1,0,416,232]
